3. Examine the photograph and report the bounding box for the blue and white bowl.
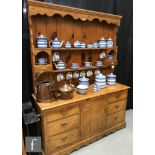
[93,42,99,48]
[77,84,88,95]
[71,63,79,68]
[107,81,116,85]
[38,58,47,64]
[37,44,48,48]
[52,44,61,48]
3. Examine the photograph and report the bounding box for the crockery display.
[87,44,93,48]
[70,63,79,69]
[36,34,48,48]
[79,77,89,85]
[73,71,79,79]
[52,52,60,62]
[65,41,71,48]
[84,62,92,68]
[80,71,86,77]
[37,58,47,65]
[98,37,107,48]
[95,73,106,89]
[96,61,103,67]
[49,37,64,48]
[86,70,93,77]
[74,40,81,48]
[106,38,113,48]
[107,73,116,85]
[57,73,64,81]
[94,69,101,75]
[66,72,72,80]
[80,42,86,48]
[93,42,99,48]
[54,60,66,70]
[100,51,106,59]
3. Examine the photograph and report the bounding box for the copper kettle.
[36,80,56,102]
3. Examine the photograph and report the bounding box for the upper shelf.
[33,47,117,52]
[28,0,122,26]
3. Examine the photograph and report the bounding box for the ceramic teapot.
[74,40,81,48]
[49,37,64,48]
[54,60,66,70]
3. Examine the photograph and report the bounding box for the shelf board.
[34,47,116,51]
[51,66,110,73]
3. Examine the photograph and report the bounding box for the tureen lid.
[58,82,73,92]
[107,73,116,78]
[96,73,106,78]
[107,38,112,41]
[79,77,89,81]
[99,37,106,41]
[37,34,46,39]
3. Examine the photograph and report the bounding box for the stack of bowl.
[95,73,106,88]
[36,34,48,48]
[107,73,116,85]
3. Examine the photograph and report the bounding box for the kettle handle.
[49,85,55,91]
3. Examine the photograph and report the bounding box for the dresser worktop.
[33,83,129,112]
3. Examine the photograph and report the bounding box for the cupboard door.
[91,97,106,135]
[81,100,92,139]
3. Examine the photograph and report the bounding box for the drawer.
[45,105,80,122]
[106,110,125,128]
[47,114,80,137]
[47,128,79,152]
[107,90,128,104]
[107,100,126,115]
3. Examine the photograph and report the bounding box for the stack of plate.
[107,73,116,85]
[95,73,106,88]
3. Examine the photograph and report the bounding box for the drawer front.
[107,90,128,104]
[107,100,127,115]
[106,110,125,128]
[47,128,79,152]
[47,114,80,137]
[45,105,80,122]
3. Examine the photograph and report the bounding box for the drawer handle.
[61,123,67,127]
[114,116,118,120]
[115,105,119,108]
[61,136,67,141]
[61,110,67,116]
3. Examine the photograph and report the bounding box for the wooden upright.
[27,0,129,155]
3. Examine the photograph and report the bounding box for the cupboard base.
[45,122,125,155]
